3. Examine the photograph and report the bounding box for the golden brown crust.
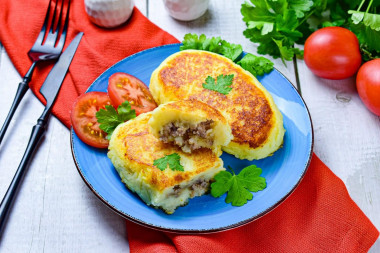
[160,99,228,124]
[156,51,273,149]
[111,113,222,192]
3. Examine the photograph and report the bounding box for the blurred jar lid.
[85,0,134,28]
[163,0,210,21]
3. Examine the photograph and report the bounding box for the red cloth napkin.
[0,0,178,127]
[0,0,378,252]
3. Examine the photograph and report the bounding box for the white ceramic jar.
[163,0,210,21]
[84,0,134,28]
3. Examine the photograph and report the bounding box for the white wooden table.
[0,1,379,252]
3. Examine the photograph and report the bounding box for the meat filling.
[168,179,210,198]
[159,120,215,153]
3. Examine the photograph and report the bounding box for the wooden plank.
[297,59,380,251]
[0,43,3,68]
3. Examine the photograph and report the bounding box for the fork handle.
[0,79,29,145]
[0,111,49,236]
[0,62,37,146]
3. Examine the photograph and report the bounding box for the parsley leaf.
[96,101,136,139]
[180,33,210,51]
[153,153,184,172]
[289,0,314,18]
[348,11,380,31]
[238,53,274,76]
[211,165,266,206]
[220,40,243,62]
[202,74,234,95]
[180,33,243,61]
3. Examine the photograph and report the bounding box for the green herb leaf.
[153,153,184,172]
[272,39,296,65]
[220,40,243,61]
[180,33,207,50]
[117,101,137,122]
[237,165,267,192]
[289,0,314,18]
[96,101,136,139]
[211,165,266,207]
[349,11,380,31]
[350,19,380,52]
[202,74,234,95]
[181,33,243,61]
[237,53,274,76]
[349,10,365,24]
[241,0,308,63]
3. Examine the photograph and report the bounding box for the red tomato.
[71,92,111,148]
[356,59,380,116]
[304,27,362,80]
[108,72,157,115]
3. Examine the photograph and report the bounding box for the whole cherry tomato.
[304,27,362,80]
[356,59,380,116]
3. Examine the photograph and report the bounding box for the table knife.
[0,32,84,237]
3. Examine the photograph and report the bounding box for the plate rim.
[70,43,314,234]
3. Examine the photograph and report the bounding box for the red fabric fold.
[0,0,378,252]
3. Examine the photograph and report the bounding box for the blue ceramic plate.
[71,44,313,233]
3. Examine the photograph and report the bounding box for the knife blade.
[0,32,83,237]
[40,32,83,111]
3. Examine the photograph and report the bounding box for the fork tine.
[44,0,61,47]
[48,0,59,34]
[34,0,53,46]
[56,0,70,50]
[52,0,65,46]
[54,0,64,35]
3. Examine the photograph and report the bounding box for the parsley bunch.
[241,0,380,63]
[181,34,274,77]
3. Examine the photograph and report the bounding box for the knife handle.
[0,62,36,146]
[0,113,48,236]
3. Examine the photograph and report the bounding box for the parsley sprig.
[211,165,266,206]
[202,74,234,95]
[237,53,274,76]
[180,33,243,62]
[96,101,136,139]
[181,34,274,77]
[153,153,184,172]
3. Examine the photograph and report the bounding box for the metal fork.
[0,0,70,145]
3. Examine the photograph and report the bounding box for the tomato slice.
[71,92,111,148]
[107,72,157,115]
